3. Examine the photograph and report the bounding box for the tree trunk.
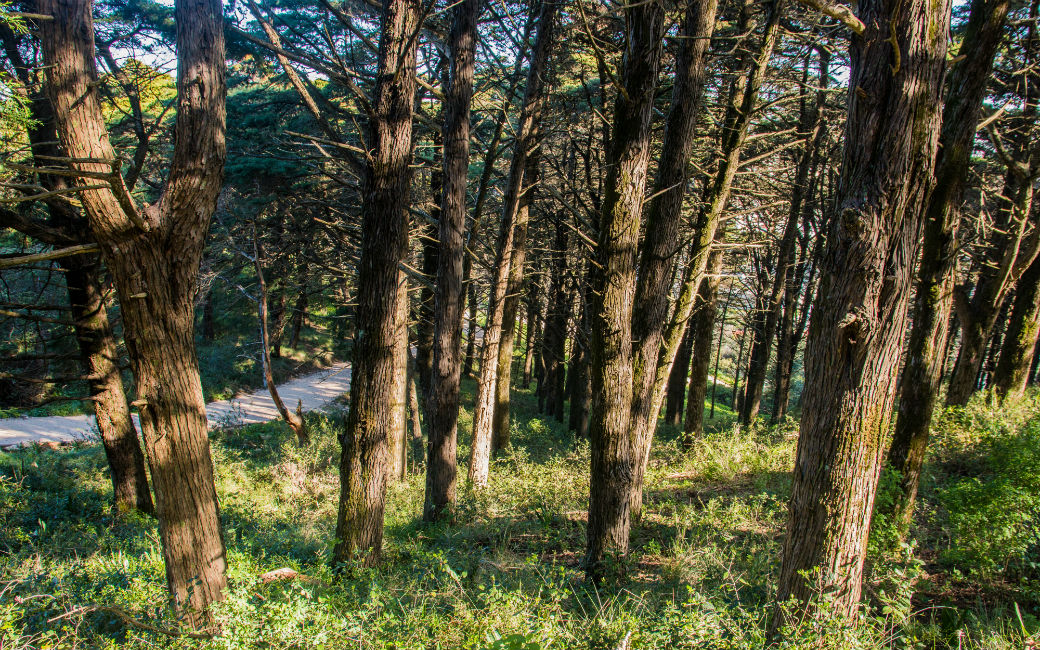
[64,255,154,514]
[540,221,570,422]
[464,283,479,377]
[885,0,1012,533]
[994,252,1040,398]
[468,0,558,488]
[568,289,592,438]
[522,280,540,388]
[492,151,539,451]
[289,275,308,350]
[628,0,779,521]
[683,251,723,440]
[424,0,481,520]
[773,0,949,623]
[665,323,694,427]
[389,272,409,481]
[334,0,421,566]
[40,0,228,626]
[255,233,309,445]
[585,0,666,579]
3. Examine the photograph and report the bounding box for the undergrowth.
[0,384,1037,648]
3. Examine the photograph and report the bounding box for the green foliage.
[0,384,1037,648]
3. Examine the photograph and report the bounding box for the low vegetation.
[2,383,1036,649]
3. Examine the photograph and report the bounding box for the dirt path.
[0,363,351,449]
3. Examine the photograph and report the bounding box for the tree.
[334,0,422,565]
[39,0,228,626]
[424,0,482,521]
[773,0,951,624]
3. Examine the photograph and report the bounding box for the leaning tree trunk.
[255,234,309,446]
[994,251,1040,399]
[334,0,421,566]
[492,151,540,451]
[773,0,949,625]
[585,0,666,579]
[40,0,228,627]
[884,0,1011,533]
[468,0,558,488]
[0,30,154,517]
[424,0,482,521]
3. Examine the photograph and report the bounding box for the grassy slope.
[0,379,1037,649]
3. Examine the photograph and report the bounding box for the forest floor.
[0,363,350,448]
[1,378,1038,649]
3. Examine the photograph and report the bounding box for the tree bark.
[468,0,559,488]
[994,251,1040,398]
[40,0,228,626]
[773,0,949,623]
[424,0,481,521]
[334,0,421,566]
[540,220,570,422]
[585,0,666,579]
[522,280,541,388]
[884,0,1011,532]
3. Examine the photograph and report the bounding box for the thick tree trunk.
[665,324,694,426]
[884,0,1011,533]
[41,0,228,626]
[424,0,481,520]
[994,252,1040,398]
[585,0,666,579]
[334,0,420,566]
[468,0,558,488]
[64,256,154,514]
[773,0,949,624]
[683,251,723,440]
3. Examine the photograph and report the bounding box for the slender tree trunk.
[522,280,540,388]
[407,345,424,470]
[773,0,949,623]
[492,151,539,451]
[334,0,421,565]
[665,324,694,426]
[468,0,559,488]
[628,0,779,521]
[709,281,731,419]
[683,251,723,440]
[568,288,591,438]
[424,0,481,520]
[41,0,229,626]
[389,273,409,481]
[884,0,1011,532]
[540,220,570,422]
[255,233,309,445]
[289,273,308,350]
[464,283,479,377]
[64,255,154,514]
[994,252,1040,398]
[585,0,666,579]
[732,325,747,411]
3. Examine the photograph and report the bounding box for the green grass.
[0,382,1037,648]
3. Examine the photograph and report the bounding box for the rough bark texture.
[468,0,558,488]
[0,28,154,516]
[664,323,694,427]
[585,0,666,578]
[40,0,228,626]
[424,0,481,520]
[994,251,1040,398]
[389,272,409,481]
[885,0,1010,531]
[773,0,949,624]
[540,220,570,422]
[334,0,420,565]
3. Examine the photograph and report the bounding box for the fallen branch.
[48,605,213,640]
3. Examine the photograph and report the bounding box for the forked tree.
[39,0,227,627]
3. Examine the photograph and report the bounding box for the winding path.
[0,363,351,449]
